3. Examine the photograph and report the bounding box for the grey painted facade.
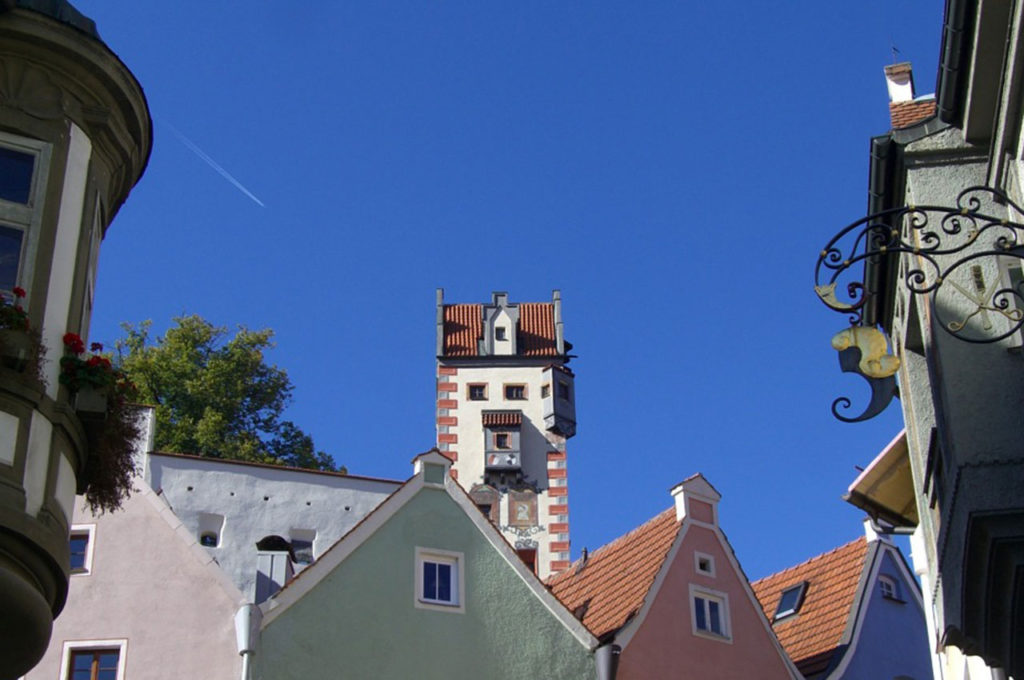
[145,452,400,602]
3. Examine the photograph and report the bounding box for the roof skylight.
[774,581,808,620]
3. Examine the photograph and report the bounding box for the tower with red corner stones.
[435,290,576,579]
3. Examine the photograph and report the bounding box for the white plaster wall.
[23,411,52,517]
[43,122,91,397]
[447,363,569,577]
[146,453,401,600]
[26,483,243,680]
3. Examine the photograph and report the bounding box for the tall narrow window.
[0,132,49,299]
[69,525,95,575]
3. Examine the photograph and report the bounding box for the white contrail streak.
[160,119,265,207]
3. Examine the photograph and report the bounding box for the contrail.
[159,118,265,207]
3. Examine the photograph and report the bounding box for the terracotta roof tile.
[546,507,680,638]
[482,410,522,426]
[441,301,561,358]
[889,99,936,129]
[518,302,559,357]
[443,304,482,357]
[751,538,868,674]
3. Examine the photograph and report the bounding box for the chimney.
[669,474,721,525]
[884,62,915,103]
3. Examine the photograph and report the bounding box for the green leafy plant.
[0,287,45,381]
[61,332,142,513]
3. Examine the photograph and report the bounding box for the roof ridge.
[752,536,865,585]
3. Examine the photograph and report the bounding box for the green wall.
[260,487,594,679]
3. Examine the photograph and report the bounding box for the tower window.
[69,525,95,575]
[494,432,511,449]
[467,383,488,401]
[504,384,526,400]
[558,380,571,400]
[541,384,550,398]
[495,326,507,341]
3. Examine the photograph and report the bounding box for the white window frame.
[689,584,732,642]
[415,547,464,613]
[694,551,716,577]
[69,524,96,576]
[58,639,128,680]
[879,575,902,601]
[0,130,51,304]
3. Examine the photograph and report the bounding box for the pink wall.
[618,524,793,679]
[26,483,242,680]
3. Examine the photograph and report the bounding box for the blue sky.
[78,1,942,579]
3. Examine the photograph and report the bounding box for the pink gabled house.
[548,474,801,679]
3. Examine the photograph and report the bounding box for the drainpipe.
[235,603,262,680]
[595,643,621,680]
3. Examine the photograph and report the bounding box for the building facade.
[0,2,150,674]
[814,2,1024,676]
[258,451,602,680]
[753,523,933,680]
[548,475,800,680]
[436,290,576,578]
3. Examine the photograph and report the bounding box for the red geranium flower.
[62,333,85,355]
[12,287,25,298]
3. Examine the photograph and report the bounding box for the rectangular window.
[494,432,510,449]
[504,384,526,400]
[60,640,127,680]
[690,585,731,641]
[0,132,50,300]
[558,380,571,400]
[415,548,464,613]
[773,581,807,620]
[495,326,507,341]
[69,525,95,575]
[69,649,120,680]
[541,384,550,398]
[467,383,487,401]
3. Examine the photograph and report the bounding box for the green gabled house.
[257,450,609,679]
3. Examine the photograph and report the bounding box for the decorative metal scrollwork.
[815,185,1024,344]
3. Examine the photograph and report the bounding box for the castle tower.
[436,290,576,579]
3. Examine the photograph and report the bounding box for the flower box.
[0,329,32,372]
[74,384,109,418]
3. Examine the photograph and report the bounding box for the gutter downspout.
[235,603,262,680]
[595,643,621,680]
[937,0,972,125]
[861,134,903,331]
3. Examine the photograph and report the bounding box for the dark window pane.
[424,562,437,600]
[0,147,34,204]
[0,225,23,292]
[694,597,706,630]
[437,563,451,602]
[70,536,88,571]
[709,600,721,634]
[72,653,93,670]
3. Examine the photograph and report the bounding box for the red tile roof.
[443,304,482,357]
[518,302,558,356]
[546,507,680,638]
[752,538,868,676]
[889,99,936,129]
[481,410,522,426]
[441,302,560,358]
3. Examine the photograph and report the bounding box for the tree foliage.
[116,315,336,471]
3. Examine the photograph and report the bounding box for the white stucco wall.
[444,363,569,577]
[146,453,401,601]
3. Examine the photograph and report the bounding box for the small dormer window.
[495,326,507,341]
[773,581,808,620]
[879,575,902,601]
